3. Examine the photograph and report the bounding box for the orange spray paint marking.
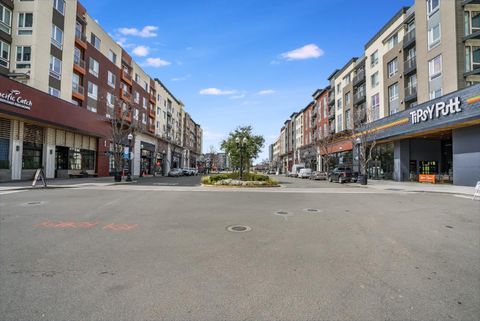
[102,223,138,231]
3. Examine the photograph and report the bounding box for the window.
[107,70,116,88]
[337,98,342,110]
[73,47,82,66]
[90,33,101,50]
[22,141,42,169]
[49,56,62,79]
[142,113,147,124]
[342,75,350,86]
[407,74,417,94]
[467,11,480,35]
[430,88,442,99]
[53,0,65,15]
[0,4,12,34]
[345,110,351,130]
[142,97,147,109]
[108,50,117,64]
[51,24,63,49]
[87,82,98,100]
[345,92,351,106]
[89,57,99,77]
[144,81,149,92]
[386,33,398,50]
[427,0,439,17]
[428,23,441,50]
[106,92,115,107]
[18,13,33,35]
[336,83,340,94]
[135,73,140,83]
[371,94,380,121]
[371,72,379,88]
[133,108,139,120]
[68,149,95,170]
[370,50,378,67]
[72,73,81,93]
[49,87,61,98]
[134,91,140,104]
[337,114,343,132]
[389,83,399,101]
[387,58,398,77]
[16,46,31,68]
[466,46,480,72]
[429,55,442,80]
[406,47,416,61]
[0,40,10,68]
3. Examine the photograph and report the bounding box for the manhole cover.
[227,225,252,233]
[274,210,289,215]
[22,201,44,206]
[304,208,322,213]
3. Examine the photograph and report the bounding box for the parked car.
[298,168,313,179]
[328,167,353,183]
[310,171,328,180]
[168,168,183,177]
[289,164,305,177]
[181,168,194,176]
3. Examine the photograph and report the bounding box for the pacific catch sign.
[0,89,33,110]
[409,97,461,125]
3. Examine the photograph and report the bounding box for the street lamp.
[162,150,166,176]
[235,136,248,180]
[126,133,133,182]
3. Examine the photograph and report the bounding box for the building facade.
[0,0,202,181]
[272,0,480,186]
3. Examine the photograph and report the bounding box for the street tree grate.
[227,225,252,233]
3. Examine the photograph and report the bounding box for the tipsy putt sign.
[409,97,461,125]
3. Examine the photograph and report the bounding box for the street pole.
[240,147,244,180]
[126,133,133,182]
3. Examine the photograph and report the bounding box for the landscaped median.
[201,172,279,187]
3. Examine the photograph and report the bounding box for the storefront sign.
[409,97,461,125]
[419,174,436,184]
[0,89,33,110]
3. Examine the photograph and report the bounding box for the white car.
[298,168,313,179]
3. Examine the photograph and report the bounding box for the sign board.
[32,168,47,187]
[419,174,436,184]
[410,97,461,125]
[123,147,129,160]
[0,89,33,110]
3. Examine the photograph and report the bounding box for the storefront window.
[22,142,42,169]
[55,146,69,170]
[368,142,394,180]
[0,138,9,169]
[68,148,95,171]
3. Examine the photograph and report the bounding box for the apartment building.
[0,0,202,181]
[273,0,480,186]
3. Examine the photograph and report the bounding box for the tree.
[220,126,265,173]
[351,105,377,185]
[316,130,336,174]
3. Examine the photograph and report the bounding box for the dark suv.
[328,167,353,183]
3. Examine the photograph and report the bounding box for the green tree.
[220,126,265,172]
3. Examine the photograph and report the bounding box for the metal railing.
[405,85,417,97]
[404,57,417,73]
[72,83,84,95]
[73,56,85,69]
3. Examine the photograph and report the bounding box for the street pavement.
[0,177,479,321]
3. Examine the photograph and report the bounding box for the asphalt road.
[0,184,479,321]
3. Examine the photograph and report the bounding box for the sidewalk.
[348,179,478,197]
[0,176,129,191]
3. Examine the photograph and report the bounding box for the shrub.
[202,172,279,187]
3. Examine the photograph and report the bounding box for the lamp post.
[235,137,248,180]
[126,133,133,182]
[162,150,166,176]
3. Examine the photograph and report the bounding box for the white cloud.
[132,45,150,57]
[142,57,171,68]
[171,74,191,82]
[280,44,324,61]
[199,88,237,96]
[203,129,225,140]
[117,26,158,38]
[230,94,246,100]
[258,89,276,95]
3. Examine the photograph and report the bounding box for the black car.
[328,167,353,183]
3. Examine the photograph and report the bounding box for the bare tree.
[351,105,377,185]
[316,129,336,174]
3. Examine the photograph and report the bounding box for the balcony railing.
[352,70,365,86]
[403,30,416,48]
[404,57,417,75]
[121,69,132,83]
[328,108,335,119]
[120,89,131,102]
[73,56,85,69]
[328,93,335,106]
[405,85,417,102]
[72,83,84,96]
[353,90,366,105]
[74,30,87,48]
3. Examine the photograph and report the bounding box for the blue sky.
[81,0,412,161]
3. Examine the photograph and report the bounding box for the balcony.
[71,83,84,101]
[403,30,416,48]
[353,90,366,105]
[148,124,155,134]
[148,106,155,118]
[405,85,417,103]
[404,57,417,75]
[120,88,132,102]
[121,68,132,86]
[75,30,87,50]
[73,56,86,75]
[464,0,480,5]
[352,70,365,86]
[328,108,335,120]
[149,92,156,104]
[328,94,335,106]
[116,109,132,123]
[464,29,480,41]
